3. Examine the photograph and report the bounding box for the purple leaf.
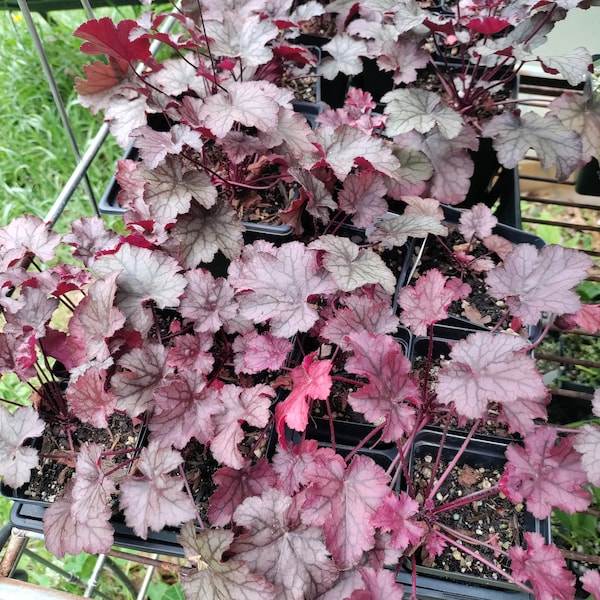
[120,441,196,538]
[337,171,388,228]
[271,440,330,495]
[93,243,187,333]
[178,523,275,600]
[44,482,114,558]
[64,217,119,267]
[211,384,275,469]
[501,428,591,519]
[230,241,337,338]
[302,454,390,569]
[208,458,278,526]
[112,343,170,417]
[482,112,582,180]
[0,215,61,264]
[486,244,593,325]
[437,331,547,421]
[369,212,447,247]
[232,330,293,374]
[458,203,498,240]
[0,405,45,489]
[131,124,203,169]
[232,489,339,600]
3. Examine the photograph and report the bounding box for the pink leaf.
[166,333,214,374]
[68,272,125,364]
[0,405,45,489]
[573,423,600,486]
[232,330,293,374]
[581,570,600,600]
[275,353,332,441]
[178,523,275,600]
[321,294,399,352]
[231,241,337,338]
[398,269,455,336]
[208,458,278,526]
[71,443,117,521]
[557,304,600,334]
[302,454,390,569]
[64,216,119,267]
[120,441,196,538]
[501,428,590,519]
[74,17,152,63]
[211,384,275,469]
[509,532,575,600]
[458,203,498,240]
[232,489,339,600]
[149,374,221,448]
[271,440,330,495]
[179,269,237,334]
[338,171,388,228]
[345,333,418,440]
[0,215,61,265]
[437,332,548,422]
[349,567,404,600]
[131,124,203,169]
[44,482,114,558]
[486,244,593,324]
[370,492,425,551]
[67,367,116,428]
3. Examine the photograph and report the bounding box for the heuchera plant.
[319,0,600,204]
[1,1,600,599]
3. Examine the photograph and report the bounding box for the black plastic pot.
[575,157,600,196]
[397,427,549,599]
[395,204,546,340]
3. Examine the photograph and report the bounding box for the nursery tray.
[397,427,549,599]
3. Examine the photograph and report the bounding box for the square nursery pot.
[396,427,550,600]
[395,204,546,341]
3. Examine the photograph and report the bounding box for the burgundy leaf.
[67,367,116,428]
[437,332,547,422]
[509,532,575,600]
[275,353,332,441]
[211,384,275,469]
[208,458,278,526]
[120,441,196,538]
[466,16,510,35]
[178,523,275,600]
[74,17,151,63]
[232,489,339,600]
[0,405,45,489]
[501,428,590,519]
[302,454,390,569]
[44,482,114,558]
[486,244,593,325]
[345,332,418,440]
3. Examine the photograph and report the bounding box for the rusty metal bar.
[550,387,595,401]
[534,352,600,370]
[520,217,600,234]
[0,576,87,599]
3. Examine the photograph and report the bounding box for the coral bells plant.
[318,0,600,205]
[2,1,600,599]
[1,202,600,599]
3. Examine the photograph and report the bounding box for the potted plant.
[1,1,600,599]
[316,0,599,223]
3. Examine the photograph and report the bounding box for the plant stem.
[431,484,500,516]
